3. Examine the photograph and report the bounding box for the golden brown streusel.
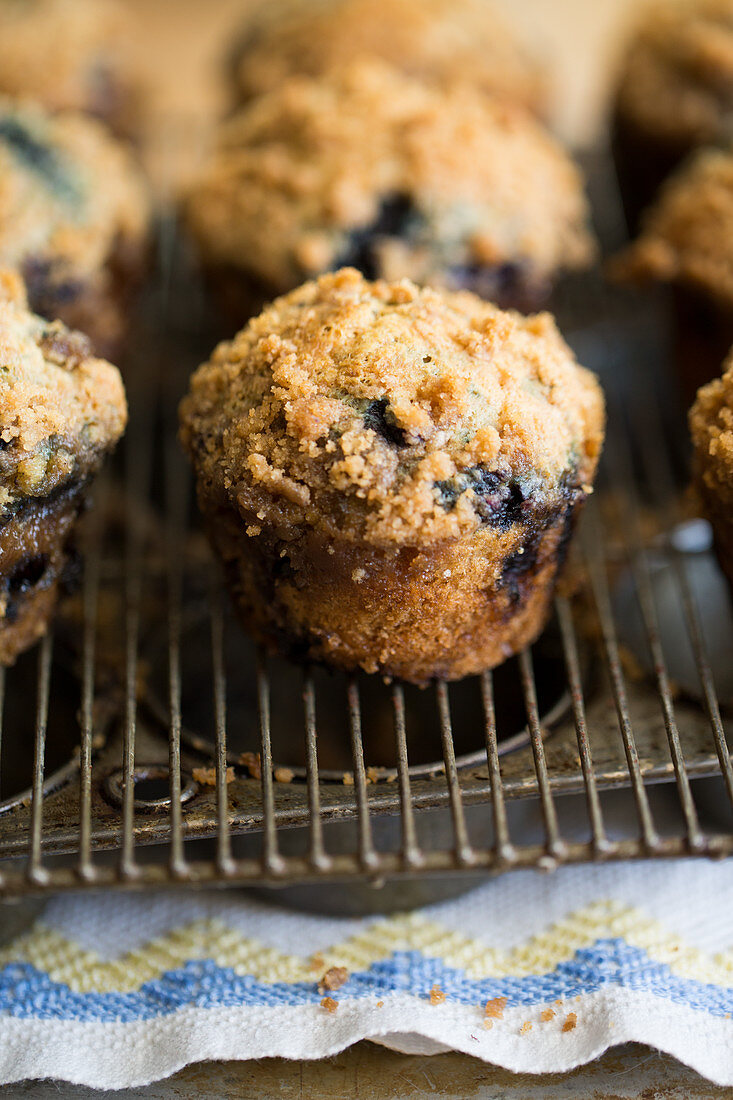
[0,0,139,134]
[0,269,126,664]
[612,148,733,309]
[616,0,733,151]
[690,355,733,585]
[186,61,593,311]
[0,97,150,357]
[180,269,604,683]
[228,0,544,114]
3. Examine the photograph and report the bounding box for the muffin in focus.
[0,97,150,359]
[0,270,127,665]
[690,355,733,588]
[612,0,733,228]
[227,0,545,115]
[179,269,605,684]
[612,147,733,398]
[0,0,139,136]
[186,62,594,327]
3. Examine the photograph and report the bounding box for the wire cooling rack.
[0,157,732,905]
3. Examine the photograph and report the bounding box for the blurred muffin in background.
[227,0,545,115]
[180,268,604,683]
[611,147,733,398]
[0,270,127,665]
[690,354,733,590]
[0,0,140,137]
[0,97,151,360]
[612,0,733,229]
[186,62,594,327]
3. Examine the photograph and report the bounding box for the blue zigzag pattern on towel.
[0,940,732,1022]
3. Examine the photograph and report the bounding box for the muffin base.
[22,234,148,362]
[0,482,87,666]
[611,107,691,233]
[201,490,584,684]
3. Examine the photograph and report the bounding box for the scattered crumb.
[429,986,446,1005]
[320,997,338,1014]
[386,772,397,783]
[366,766,380,784]
[484,997,507,1020]
[562,1013,577,1033]
[483,1019,493,1030]
[519,1022,532,1034]
[376,1000,384,1008]
[540,1008,555,1022]
[555,999,563,1006]
[342,772,354,786]
[239,751,262,779]
[274,767,294,784]
[193,766,234,786]
[310,953,326,972]
[318,967,349,994]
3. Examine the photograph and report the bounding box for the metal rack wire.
[1,191,732,904]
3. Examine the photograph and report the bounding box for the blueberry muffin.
[0,0,139,136]
[611,147,733,398]
[186,62,594,327]
[690,355,733,587]
[0,97,150,360]
[0,270,127,665]
[227,0,545,115]
[179,269,605,684]
[612,0,733,229]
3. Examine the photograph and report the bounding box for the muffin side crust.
[690,357,733,588]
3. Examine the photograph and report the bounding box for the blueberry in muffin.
[0,0,139,137]
[690,354,733,589]
[227,0,545,115]
[186,61,594,327]
[612,0,733,229]
[179,268,605,684]
[611,147,733,398]
[0,97,150,360]
[0,270,127,665]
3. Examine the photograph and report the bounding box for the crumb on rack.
[562,1012,577,1032]
[366,766,380,784]
[430,986,446,1005]
[239,751,262,779]
[318,967,349,993]
[274,766,295,783]
[193,766,234,786]
[484,996,507,1020]
[320,997,338,1014]
[342,771,354,786]
[540,1008,555,1022]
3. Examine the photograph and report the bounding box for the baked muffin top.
[0,96,149,287]
[616,0,733,146]
[690,353,733,511]
[0,0,135,127]
[0,270,127,513]
[180,269,605,548]
[612,147,733,306]
[187,61,594,297]
[228,0,544,113]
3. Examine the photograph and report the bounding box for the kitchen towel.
[1,857,733,1089]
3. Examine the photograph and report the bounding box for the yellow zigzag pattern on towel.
[1,899,732,995]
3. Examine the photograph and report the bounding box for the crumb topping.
[187,60,594,295]
[616,0,733,146]
[612,147,733,307]
[179,269,605,548]
[230,0,544,112]
[690,354,733,510]
[0,269,127,511]
[0,0,133,117]
[0,96,149,283]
